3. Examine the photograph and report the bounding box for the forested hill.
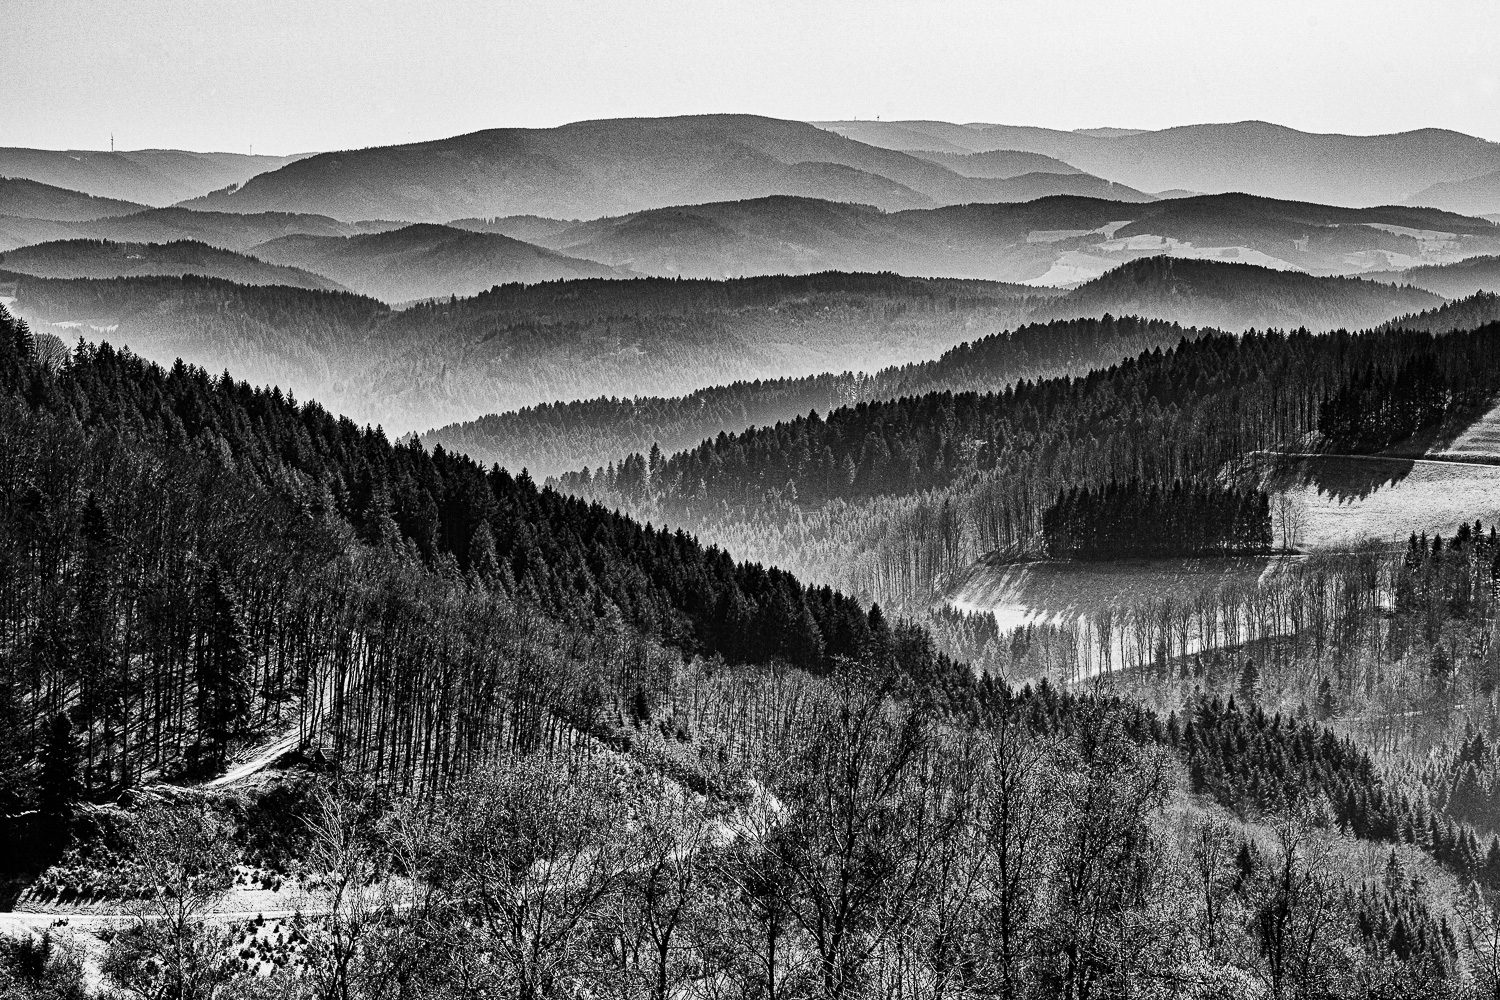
[1033,256,1444,333]
[0,304,958,795]
[562,321,1500,603]
[7,270,1047,433]
[427,315,1206,478]
[1381,291,1500,334]
[566,324,1500,510]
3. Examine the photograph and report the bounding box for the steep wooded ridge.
[818,119,1500,210]
[563,320,1500,606]
[0,148,309,207]
[0,239,344,291]
[0,302,954,793]
[425,315,1210,478]
[3,270,1051,433]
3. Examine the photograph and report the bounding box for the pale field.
[1267,455,1500,550]
[946,404,1500,659]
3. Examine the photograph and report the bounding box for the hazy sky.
[6,0,1498,154]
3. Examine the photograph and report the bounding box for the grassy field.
[1265,454,1500,550]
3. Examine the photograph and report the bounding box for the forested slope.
[563,322,1500,606]
[0,303,955,805]
[426,315,1208,478]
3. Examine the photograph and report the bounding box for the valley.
[5,94,1500,999]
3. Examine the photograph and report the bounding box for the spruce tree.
[38,713,81,847]
[195,566,251,772]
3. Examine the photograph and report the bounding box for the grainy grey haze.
[4,0,1498,153]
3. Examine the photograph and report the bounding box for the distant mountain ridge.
[0,148,311,206]
[524,192,1500,284]
[816,119,1500,209]
[0,239,343,291]
[249,223,618,301]
[0,176,150,222]
[1408,168,1500,217]
[179,115,1155,221]
[0,207,406,254]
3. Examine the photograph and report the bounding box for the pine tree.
[38,714,81,847]
[1316,677,1338,721]
[1238,659,1260,705]
[195,566,251,772]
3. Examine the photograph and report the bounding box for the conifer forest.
[7,6,1500,997]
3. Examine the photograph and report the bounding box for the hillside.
[448,215,585,241]
[424,315,1205,478]
[0,177,149,222]
[908,148,1082,178]
[5,271,1046,433]
[0,147,308,206]
[817,119,1500,208]
[1036,257,1446,332]
[248,224,617,301]
[0,207,408,255]
[1408,167,1500,217]
[181,115,1158,222]
[531,192,1500,284]
[563,322,1500,612]
[0,239,343,291]
[1380,292,1500,333]
[1365,255,1500,298]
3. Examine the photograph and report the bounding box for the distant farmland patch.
[1266,455,1500,550]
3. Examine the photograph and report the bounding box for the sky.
[5,0,1499,154]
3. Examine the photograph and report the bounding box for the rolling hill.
[0,147,309,206]
[0,177,150,222]
[180,115,1156,222]
[907,148,1082,178]
[0,239,343,291]
[249,224,618,301]
[1365,255,1500,298]
[528,192,1500,284]
[816,120,1500,209]
[0,207,408,254]
[1408,167,1500,218]
[1034,256,1445,332]
[4,271,1046,433]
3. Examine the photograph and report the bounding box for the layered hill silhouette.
[0,208,406,254]
[4,271,1047,432]
[1408,168,1500,217]
[180,115,1155,221]
[0,148,309,206]
[249,224,618,301]
[908,149,1082,178]
[1366,256,1500,298]
[1034,256,1444,332]
[817,120,1500,209]
[528,193,1500,283]
[0,176,150,222]
[0,239,343,291]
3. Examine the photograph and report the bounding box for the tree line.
[1041,478,1273,559]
